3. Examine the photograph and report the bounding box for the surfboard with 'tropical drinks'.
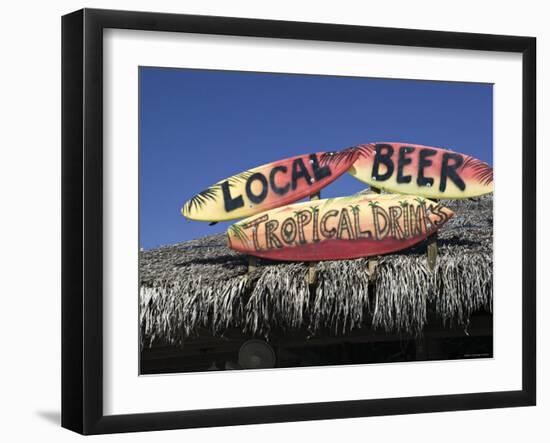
[227,193,454,261]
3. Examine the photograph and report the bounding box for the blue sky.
[139,67,492,249]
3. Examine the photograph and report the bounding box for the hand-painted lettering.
[368,144,468,194]
[281,217,297,244]
[351,206,372,239]
[265,219,283,249]
[311,207,321,243]
[389,206,405,240]
[269,166,290,195]
[408,203,426,237]
[417,148,437,187]
[221,155,336,214]
[310,153,332,181]
[372,206,390,240]
[371,144,394,181]
[295,210,312,244]
[396,146,414,184]
[320,210,338,238]
[221,181,244,212]
[235,201,437,252]
[440,153,466,192]
[291,158,312,190]
[245,173,269,204]
[336,208,354,240]
[241,215,269,251]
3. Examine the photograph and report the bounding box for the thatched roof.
[140,195,493,347]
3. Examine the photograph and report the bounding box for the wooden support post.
[248,255,257,273]
[427,232,438,270]
[307,264,317,285]
[309,191,321,200]
[367,257,379,280]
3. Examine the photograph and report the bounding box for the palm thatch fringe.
[245,264,309,336]
[139,253,492,346]
[313,259,370,334]
[431,252,493,326]
[140,194,493,347]
[373,256,430,334]
[140,274,250,347]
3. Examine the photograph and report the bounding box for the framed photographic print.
[61,8,536,435]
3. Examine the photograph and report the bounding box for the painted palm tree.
[319,146,359,168]
[349,204,361,215]
[183,170,254,216]
[368,200,380,209]
[228,170,254,185]
[183,185,220,215]
[228,223,248,245]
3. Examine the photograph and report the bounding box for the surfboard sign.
[227,194,454,261]
[182,148,358,222]
[348,143,493,199]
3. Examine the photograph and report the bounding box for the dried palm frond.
[244,263,309,336]
[372,255,430,334]
[313,259,370,334]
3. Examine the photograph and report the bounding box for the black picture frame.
[62,8,536,435]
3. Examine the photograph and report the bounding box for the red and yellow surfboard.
[182,149,358,222]
[227,194,454,261]
[348,143,493,199]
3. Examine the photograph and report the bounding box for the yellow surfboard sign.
[182,149,358,222]
[349,143,493,199]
